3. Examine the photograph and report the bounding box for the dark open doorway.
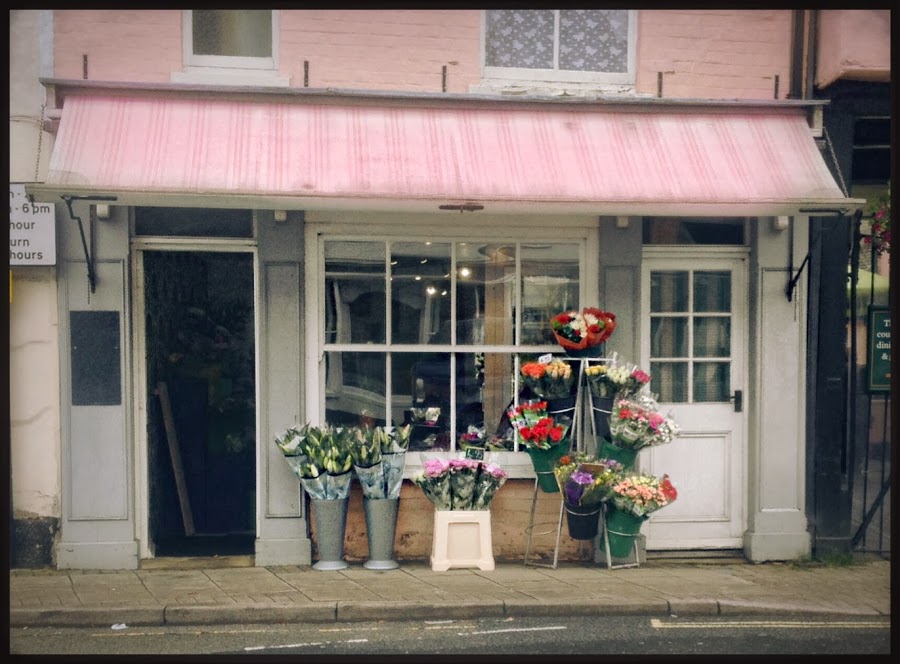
[143,250,256,557]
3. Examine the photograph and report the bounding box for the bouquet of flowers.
[865,184,891,256]
[549,307,616,353]
[274,424,354,500]
[585,361,651,399]
[348,424,412,499]
[554,453,624,507]
[609,473,678,518]
[413,457,508,511]
[507,400,572,451]
[458,426,514,452]
[520,358,575,399]
[609,395,680,450]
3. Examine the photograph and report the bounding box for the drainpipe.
[789,10,805,99]
[805,10,818,99]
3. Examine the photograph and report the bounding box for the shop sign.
[867,306,891,393]
[10,183,56,266]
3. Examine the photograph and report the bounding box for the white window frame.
[480,9,637,87]
[172,10,290,87]
[305,216,600,479]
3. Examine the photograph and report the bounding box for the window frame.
[182,9,279,72]
[480,9,638,87]
[305,218,599,478]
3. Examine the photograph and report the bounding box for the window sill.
[171,69,291,88]
[402,450,538,480]
[471,80,644,98]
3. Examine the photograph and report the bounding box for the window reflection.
[323,238,581,451]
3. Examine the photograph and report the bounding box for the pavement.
[9,554,891,628]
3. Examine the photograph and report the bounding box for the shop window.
[642,217,748,245]
[134,207,254,238]
[322,239,581,453]
[482,9,636,86]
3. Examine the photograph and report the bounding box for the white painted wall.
[9,10,61,522]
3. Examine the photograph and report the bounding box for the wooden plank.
[155,381,195,537]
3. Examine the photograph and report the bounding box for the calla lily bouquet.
[507,400,572,451]
[348,424,412,500]
[275,424,354,500]
[609,473,678,518]
[520,358,575,399]
[609,395,680,450]
[413,457,508,511]
[555,453,624,508]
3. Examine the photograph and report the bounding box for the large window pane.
[396,351,452,452]
[521,243,580,345]
[693,317,730,357]
[559,10,628,73]
[193,10,272,58]
[325,351,386,426]
[325,241,385,344]
[391,242,451,345]
[651,317,688,357]
[485,10,554,69]
[457,243,515,345]
[651,272,688,312]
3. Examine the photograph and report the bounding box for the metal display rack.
[524,356,622,569]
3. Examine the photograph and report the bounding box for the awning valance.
[32,89,863,216]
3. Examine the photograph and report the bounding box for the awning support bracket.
[60,194,117,293]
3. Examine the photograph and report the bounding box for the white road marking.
[245,641,328,651]
[461,626,567,636]
[650,619,889,630]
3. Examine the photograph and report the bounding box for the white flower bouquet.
[349,424,412,499]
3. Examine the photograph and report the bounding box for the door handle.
[729,389,743,413]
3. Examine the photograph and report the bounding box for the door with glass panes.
[640,252,747,549]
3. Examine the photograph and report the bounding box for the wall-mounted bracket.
[60,194,117,293]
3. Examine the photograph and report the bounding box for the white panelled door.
[640,251,747,549]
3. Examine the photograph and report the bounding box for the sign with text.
[867,306,891,393]
[10,183,56,265]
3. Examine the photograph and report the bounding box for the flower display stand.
[431,510,494,571]
[524,356,610,569]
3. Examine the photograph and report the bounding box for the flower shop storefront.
[29,80,863,569]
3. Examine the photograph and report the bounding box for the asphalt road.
[9,614,892,656]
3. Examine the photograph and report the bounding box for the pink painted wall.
[54,10,182,82]
[636,10,793,99]
[280,10,481,93]
[816,10,891,89]
[53,9,799,101]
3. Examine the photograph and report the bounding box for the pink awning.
[37,90,860,216]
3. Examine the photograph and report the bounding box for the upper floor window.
[483,9,636,87]
[186,10,275,70]
[174,10,288,86]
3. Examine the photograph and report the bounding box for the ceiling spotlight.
[426,285,437,295]
[415,276,421,281]
[459,267,471,278]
